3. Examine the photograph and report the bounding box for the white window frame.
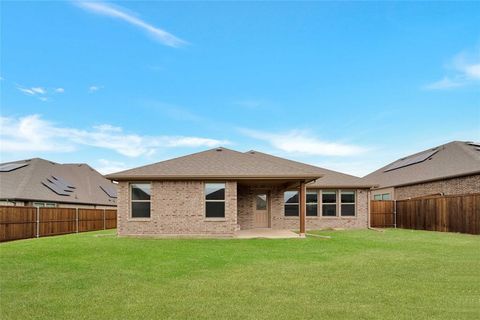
[205,182,226,219]
[130,182,151,220]
[340,190,356,217]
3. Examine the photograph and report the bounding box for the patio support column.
[299,181,306,238]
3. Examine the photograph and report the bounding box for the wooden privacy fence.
[0,206,117,242]
[370,200,395,228]
[370,193,480,235]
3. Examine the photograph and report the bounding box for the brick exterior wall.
[271,188,369,230]
[117,181,237,236]
[395,174,480,200]
[237,185,369,231]
[118,181,369,237]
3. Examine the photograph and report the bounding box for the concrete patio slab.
[234,228,299,239]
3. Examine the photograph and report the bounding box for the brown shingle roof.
[106,147,323,181]
[0,158,117,206]
[363,141,480,188]
[106,147,373,188]
[245,150,373,188]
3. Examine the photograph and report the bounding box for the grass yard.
[1,229,479,319]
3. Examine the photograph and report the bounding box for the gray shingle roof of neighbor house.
[0,158,117,206]
[106,147,374,188]
[363,141,480,189]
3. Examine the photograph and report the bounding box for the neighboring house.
[0,158,117,208]
[363,141,480,200]
[106,147,373,237]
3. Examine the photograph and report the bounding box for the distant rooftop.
[363,141,480,188]
[0,158,117,206]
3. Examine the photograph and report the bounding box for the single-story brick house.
[363,141,480,200]
[106,148,373,237]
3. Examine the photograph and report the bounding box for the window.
[322,190,337,216]
[341,190,356,216]
[256,194,267,210]
[306,191,318,216]
[284,191,299,216]
[374,193,391,200]
[205,183,225,218]
[131,183,151,218]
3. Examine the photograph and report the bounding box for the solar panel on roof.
[100,185,117,198]
[0,162,29,172]
[42,175,75,196]
[384,149,439,172]
[51,175,76,189]
[42,180,71,196]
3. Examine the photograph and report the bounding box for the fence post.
[36,206,40,238]
[393,200,397,228]
[76,208,79,233]
[103,209,106,230]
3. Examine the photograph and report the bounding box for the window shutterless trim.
[306,190,319,216]
[129,182,152,219]
[340,189,356,217]
[204,182,226,218]
[284,190,300,216]
[321,189,338,217]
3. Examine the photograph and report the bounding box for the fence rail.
[370,193,480,235]
[0,206,117,242]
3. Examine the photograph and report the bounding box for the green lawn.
[1,229,479,319]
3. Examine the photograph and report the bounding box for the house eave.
[370,171,480,190]
[106,174,323,182]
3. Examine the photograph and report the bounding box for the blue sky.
[1,1,479,176]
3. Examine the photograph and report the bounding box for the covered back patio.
[236,179,315,237]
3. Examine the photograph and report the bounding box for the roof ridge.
[108,147,237,176]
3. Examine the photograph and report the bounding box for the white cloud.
[0,115,74,152]
[31,87,46,95]
[18,87,36,95]
[424,77,465,90]
[0,114,229,157]
[75,1,187,47]
[89,85,101,93]
[425,49,480,90]
[95,159,130,175]
[17,86,49,101]
[18,86,46,95]
[55,87,65,93]
[240,128,366,156]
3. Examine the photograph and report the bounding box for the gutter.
[106,174,324,181]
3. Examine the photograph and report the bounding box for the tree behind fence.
[0,206,117,242]
[370,193,480,235]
